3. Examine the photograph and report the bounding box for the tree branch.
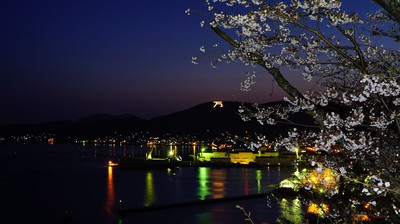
[210,26,304,100]
[373,0,400,24]
[210,25,330,125]
[335,25,367,70]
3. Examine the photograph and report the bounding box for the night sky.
[0,0,376,125]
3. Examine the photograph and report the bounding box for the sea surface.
[0,144,300,224]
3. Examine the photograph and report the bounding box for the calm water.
[0,144,297,224]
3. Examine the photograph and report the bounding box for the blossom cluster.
[191,0,400,222]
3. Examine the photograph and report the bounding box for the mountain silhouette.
[0,113,146,139]
[0,101,316,140]
[148,101,262,136]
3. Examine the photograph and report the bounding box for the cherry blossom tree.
[189,0,399,222]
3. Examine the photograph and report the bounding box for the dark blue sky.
[2,0,379,125]
[1,0,290,124]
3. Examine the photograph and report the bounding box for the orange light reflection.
[211,170,226,199]
[105,166,115,220]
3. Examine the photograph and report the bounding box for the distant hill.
[66,113,146,138]
[148,101,316,139]
[0,114,146,139]
[0,101,316,140]
[148,101,262,136]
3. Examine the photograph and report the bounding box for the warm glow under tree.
[189,0,400,223]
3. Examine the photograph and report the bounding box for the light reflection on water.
[209,169,226,199]
[198,167,210,200]
[144,172,155,206]
[279,197,303,224]
[106,166,115,222]
[1,144,306,224]
[197,168,228,200]
[116,165,302,224]
[256,170,262,193]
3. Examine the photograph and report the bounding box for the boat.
[108,160,119,167]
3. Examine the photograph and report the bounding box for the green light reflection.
[279,198,303,224]
[144,172,155,206]
[256,170,262,193]
[198,167,210,200]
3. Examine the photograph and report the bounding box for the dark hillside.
[0,101,316,140]
[148,101,262,136]
[0,114,146,139]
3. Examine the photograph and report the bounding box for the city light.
[307,203,329,217]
